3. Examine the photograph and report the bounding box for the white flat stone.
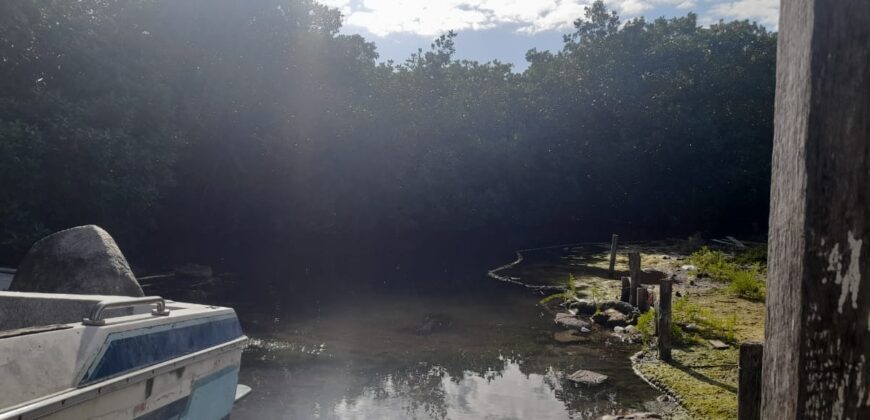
[566,369,608,385]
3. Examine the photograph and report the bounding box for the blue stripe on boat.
[81,315,243,384]
[135,367,240,420]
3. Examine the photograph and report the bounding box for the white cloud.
[618,0,654,15]
[328,0,594,37]
[675,0,696,9]
[710,0,779,28]
[321,0,779,37]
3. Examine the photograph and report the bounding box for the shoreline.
[487,240,765,419]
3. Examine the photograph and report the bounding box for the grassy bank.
[633,246,766,419]
[525,241,767,418]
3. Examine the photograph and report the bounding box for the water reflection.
[232,291,659,419]
[334,358,583,420]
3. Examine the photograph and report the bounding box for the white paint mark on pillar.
[825,231,863,313]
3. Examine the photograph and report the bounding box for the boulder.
[10,225,143,297]
[600,300,635,315]
[568,299,597,315]
[593,308,629,328]
[555,312,591,331]
[566,369,608,386]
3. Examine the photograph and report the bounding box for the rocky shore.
[490,239,766,419]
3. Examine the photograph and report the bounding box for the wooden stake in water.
[608,234,619,278]
[628,252,641,306]
[657,278,672,362]
[738,342,763,420]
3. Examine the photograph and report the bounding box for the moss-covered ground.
[633,253,765,419]
[633,285,765,418]
[517,241,767,419]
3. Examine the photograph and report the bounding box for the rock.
[555,312,591,331]
[566,369,608,386]
[614,326,625,333]
[593,308,629,327]
[656,394,675,403]
[174,263,213,278]
[415,313,454,335]
[624,325,637,334]
[680,264,697,271]
[709,339,729,350]
[580,326,591,333]
[682,323,699,332]
[568,299,597,315]
[554,330,587,343]
[600,413,663,420]
[600,300,635,315]
[10,225,143,297]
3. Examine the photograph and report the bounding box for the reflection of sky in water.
[234,289,657,419]
[334,358,580,420]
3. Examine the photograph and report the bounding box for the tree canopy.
[0,1,776,263]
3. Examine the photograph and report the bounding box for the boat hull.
[0,292,248,420]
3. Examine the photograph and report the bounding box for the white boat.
[0,290,249,419]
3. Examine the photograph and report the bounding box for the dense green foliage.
[689,247,767,301]
[0,1,776,262]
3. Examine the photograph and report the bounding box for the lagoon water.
[229,253,660,420]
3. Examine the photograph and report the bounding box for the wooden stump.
[628,252,641,306]
[657,278,672,362]
[739,342,763,420]
[637,287,649,313]
[608,234,619,278]
[620,276,631,302]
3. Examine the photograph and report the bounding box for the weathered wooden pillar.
[657,278,672,362]
[738,342,763,420]
[628,252,641,306]
[763,0,870,418]
[608,234,619,278]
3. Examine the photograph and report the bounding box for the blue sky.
[320,0,779,71]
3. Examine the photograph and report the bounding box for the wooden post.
[636,287,649,313]
[657,278,672,362]
[620,276,631,302]
[628,252,641,306]
[739,342,763,420]
[763,1,870,418]
[608,234,619,278]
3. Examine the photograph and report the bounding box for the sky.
[319,0,779,71]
